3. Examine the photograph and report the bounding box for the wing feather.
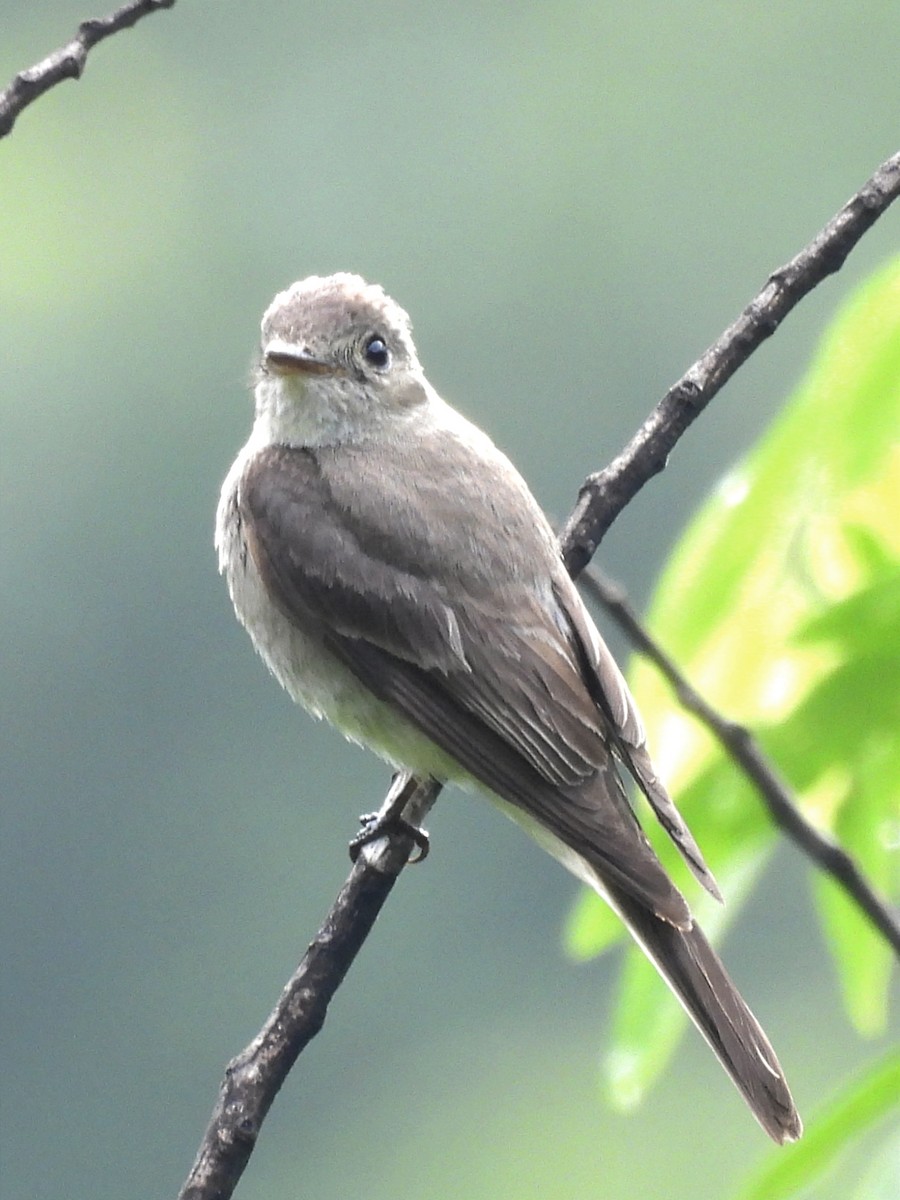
[240,442,701,922]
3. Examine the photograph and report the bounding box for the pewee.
[216,273,801,1142]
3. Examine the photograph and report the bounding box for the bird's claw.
[348,811,430,864]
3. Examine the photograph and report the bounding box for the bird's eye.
[363,336,390,369]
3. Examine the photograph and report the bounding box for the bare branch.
[177,776,440,1200]
[177,147,900,1199]
[559,150,900,576]
[0,0,176,138]
[579,567,900,958]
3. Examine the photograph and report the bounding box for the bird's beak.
[264,340,335,376]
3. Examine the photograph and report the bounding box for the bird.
[215,272,802,1143]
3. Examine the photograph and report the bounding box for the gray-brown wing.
[240,443,689,922]
[241,444,612,786]
[553,574,723,902]
[240,444,469,672]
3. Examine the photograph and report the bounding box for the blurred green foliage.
[568,259,900,1192]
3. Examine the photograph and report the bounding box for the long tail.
[605,881,802,1143]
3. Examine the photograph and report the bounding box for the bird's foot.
[348,810,430,864]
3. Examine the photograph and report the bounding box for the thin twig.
[0,0,176,138]
[558,150,900,576]
[579,567,900,957]
[177,776,440,1200]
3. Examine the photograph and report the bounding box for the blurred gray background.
[2,3,898,1198]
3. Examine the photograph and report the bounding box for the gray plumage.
[215,272,802,1143]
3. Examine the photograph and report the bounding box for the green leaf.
[628,255,900,803]
[812,729,899,1035]
[563,888,623,961]
[735,1048,900,1200]
[852,1125,900,1200]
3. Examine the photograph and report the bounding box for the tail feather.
[605,881,802,1143]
